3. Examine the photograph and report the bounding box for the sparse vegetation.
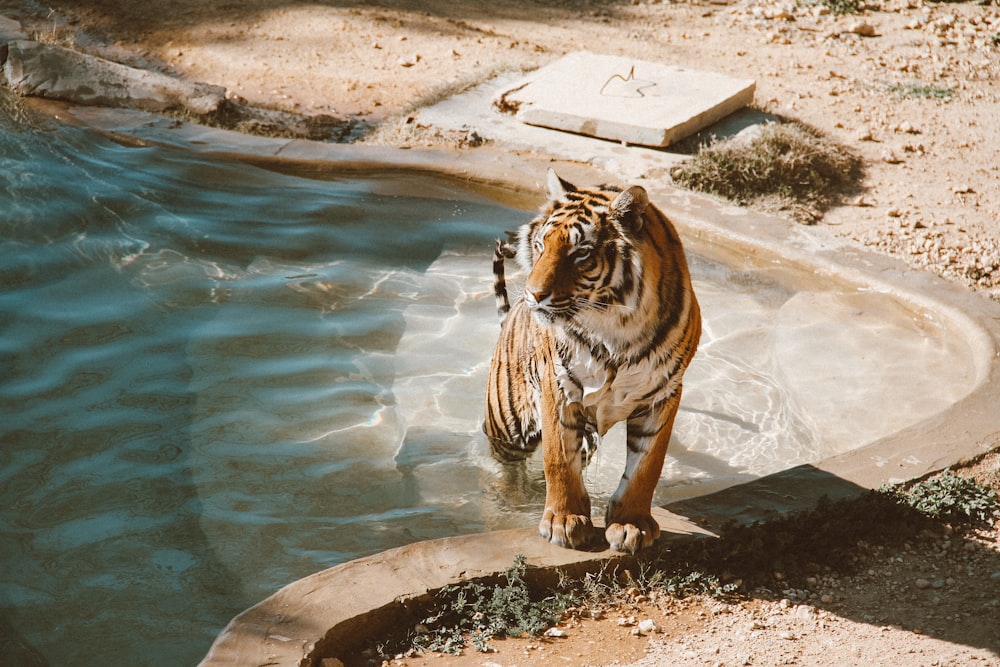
[886,81,955,100]
[368,555,736,661]
[891,470,1000,526]
[816,0,864,15]
[388,555,572,657]
[670,120,863,224]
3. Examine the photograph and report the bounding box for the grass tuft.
[671,120,863,224]
[886,81,954,100]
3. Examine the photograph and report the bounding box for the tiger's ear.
[547,168,577,203]
[611,185,650,230]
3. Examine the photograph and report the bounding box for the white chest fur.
[557,338,671,436]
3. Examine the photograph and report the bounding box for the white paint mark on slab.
[495,52,756,148]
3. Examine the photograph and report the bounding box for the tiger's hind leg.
[604,388,684,553]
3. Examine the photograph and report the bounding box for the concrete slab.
[495,51,756,148]
[415,71,689,183]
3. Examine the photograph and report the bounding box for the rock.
[544,627,567,638]
[0,15,28,45]
[881,148,904,164]
[916,578,931,589]
[794,605,816,621]
[2,40,226,115]
[847,21,878,37]
[638,619,659,634]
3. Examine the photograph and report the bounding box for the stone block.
[495,51,756,148]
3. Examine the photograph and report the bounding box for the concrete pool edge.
[35,104,1000,667]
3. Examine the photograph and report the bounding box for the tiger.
[483,169,701,554]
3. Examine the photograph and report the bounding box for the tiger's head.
[517,170,649,325]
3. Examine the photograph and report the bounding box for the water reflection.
[0,104,975,666]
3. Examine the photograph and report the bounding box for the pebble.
[881,149,903,164]
[544,627,567,638]
[916,578,932,589]
[638,619,659,635]
[846,21,877,37]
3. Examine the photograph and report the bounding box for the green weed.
[890,471,1000,526]
[400,554,573,656]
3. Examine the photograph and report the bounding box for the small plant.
[819,0,864,15]
[399,555,572,656]
[654,570,739,599]
[894,471,1000,526]
[886,81,954,100]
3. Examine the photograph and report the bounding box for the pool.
[0,105,978,665]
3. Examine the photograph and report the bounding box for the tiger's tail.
[493,237,517,325]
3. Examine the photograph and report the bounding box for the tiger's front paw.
[539,509,595,550]
[605,514,660,553]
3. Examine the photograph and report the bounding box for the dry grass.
[671,120,863,224]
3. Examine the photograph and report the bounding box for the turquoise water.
[0,105,974,665]
[0,108,521,665]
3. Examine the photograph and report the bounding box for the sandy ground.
[3,1,998,665]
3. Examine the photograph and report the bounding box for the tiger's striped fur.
[483,170,701,553]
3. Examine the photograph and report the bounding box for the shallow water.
[0,108,975,665]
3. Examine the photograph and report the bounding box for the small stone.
[847,21,877,37]
[793,606,815,622]
[821,594,835,604]
[882,149,904,164]
[916,578,931,589]
[780,631,797,640]
[638,619,659,634]
[544,627,567,638]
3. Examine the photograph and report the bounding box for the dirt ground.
[3,0,998,664]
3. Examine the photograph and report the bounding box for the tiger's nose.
[527,288,550,305]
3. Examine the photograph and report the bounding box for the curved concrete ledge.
[27,103,1000,667]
